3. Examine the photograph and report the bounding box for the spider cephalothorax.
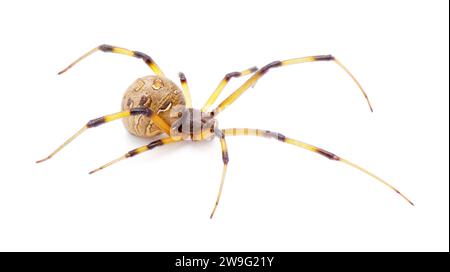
[37,44,413,218]
[170,107,218,141]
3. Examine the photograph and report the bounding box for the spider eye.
[177,125,183,133]
[158,102,172,113]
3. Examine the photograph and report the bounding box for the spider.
[37,44,414,218]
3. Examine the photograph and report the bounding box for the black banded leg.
[36,107,171,163]
[58,44,165,76]
[210,130,230,219]
[221,128,414,206]
[178,72,193,108]
[201,66,258,112]
[213,55,373,115]
[89,137,178,174]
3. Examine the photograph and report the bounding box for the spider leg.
[213,55,373,115]
[36,107,171,163]
[222,128,414,206]
[88,137,179,174]
[178,72,193,108]
[57,44,165,76]
[210,129,229,219]
[201,66,258,112]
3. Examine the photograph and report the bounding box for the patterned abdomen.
[121,75,185,138]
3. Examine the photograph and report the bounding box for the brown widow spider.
[37,44,414,218]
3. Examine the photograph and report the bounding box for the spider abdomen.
[121,75,186,138]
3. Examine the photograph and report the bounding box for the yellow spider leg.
[89,137,178,174]
[222,128,414,206]
[178,72,193,108]
[36,108,171,163]
[214,55,373,115]
[210,130,229,219]
[201,66,258,112]
[58,44,165,76]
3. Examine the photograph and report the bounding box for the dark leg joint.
[222,151,229,164]
[134,51,153,65]
[224,66,258,80]
[277,133,286,142]
[130,107,152,116]
[127,149,139,157]
[314,55,335,61]
[99,44,114,52]
[260,61,282,74]
[178,72,187,82]
[87,117,106,128]
[224,71,241,80]
[317,148,340,160]
[147,139,164,150]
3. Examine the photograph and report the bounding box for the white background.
[0,0,448,252]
